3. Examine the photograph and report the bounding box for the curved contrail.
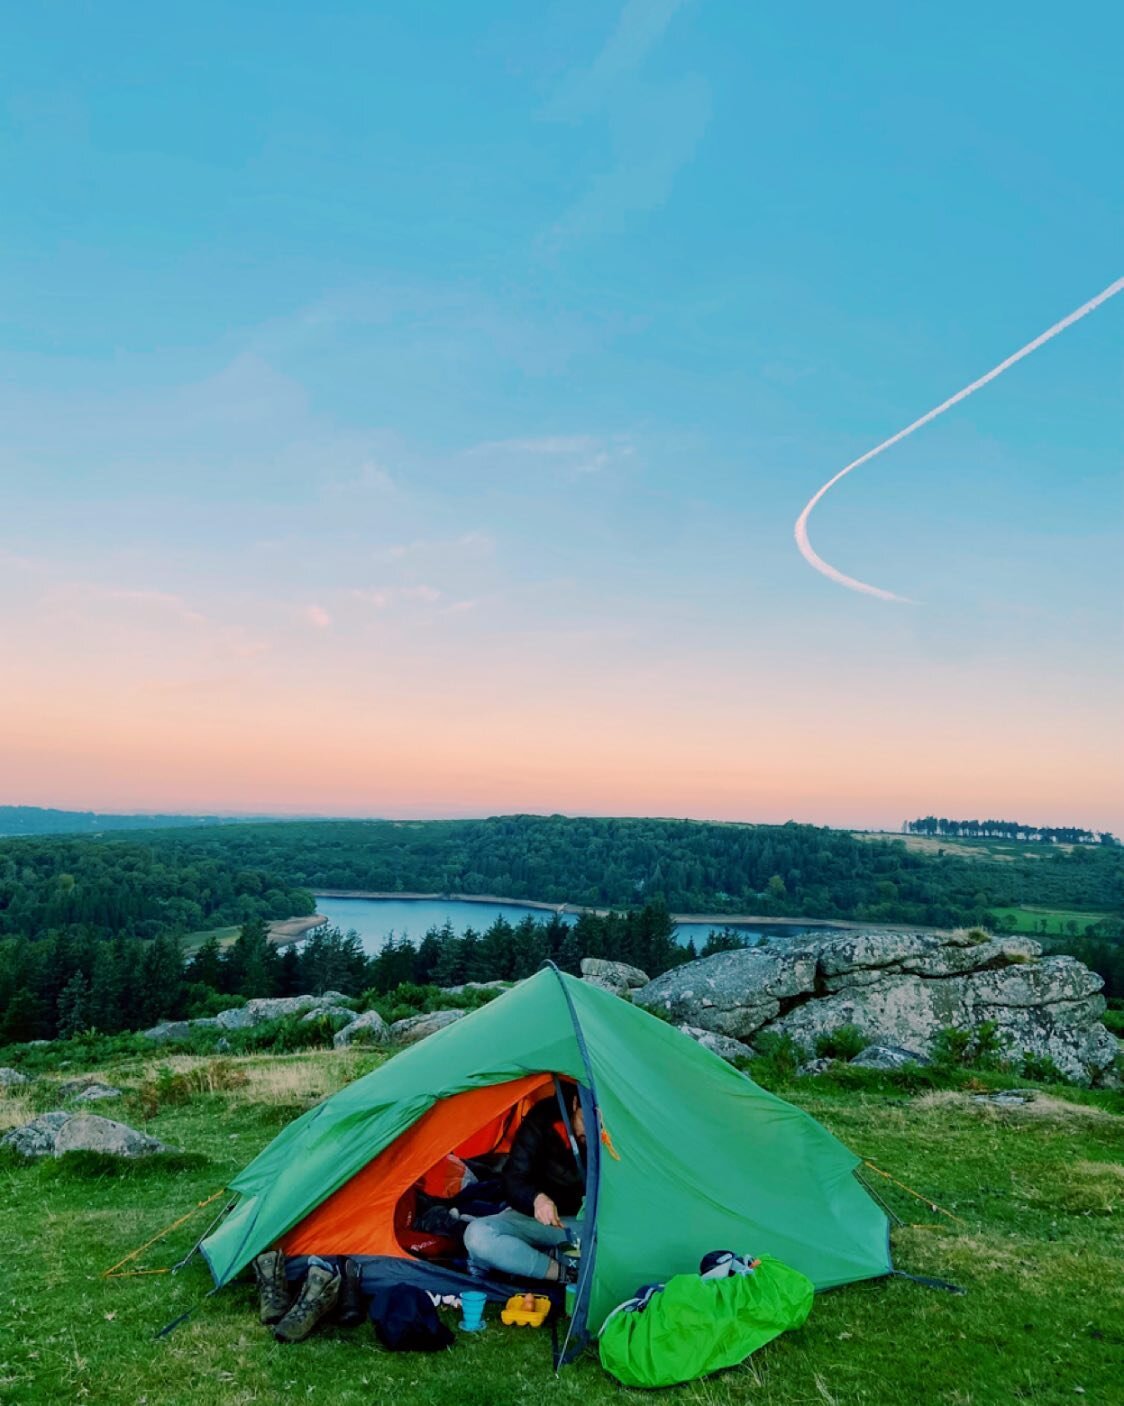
[794,275,1124,603]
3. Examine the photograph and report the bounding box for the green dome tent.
[201,965,891,1356]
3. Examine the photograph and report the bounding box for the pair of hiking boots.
[253,1250,365,1342]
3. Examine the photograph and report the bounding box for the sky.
[1,1,1121,832]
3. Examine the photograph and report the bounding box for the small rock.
[300,1006,354,1027]
[970,1090,1036,1108]
[439,980,509,995]
[389,1010,465,1046]
[799,1058,836,1076]
[3,1111,173,1158]
[74,1083,124,1103]
[1,1112,71,1157]
[0,1067,30,1087]
[54,1114,171,1158]
[849,1045,930,1070]
[57,1077,123,1102]
[677,1026,752,1062]
[141,1018,219,1044]
[582,975,633,997]
[333,1009,390,1048]
[580,958,650,992]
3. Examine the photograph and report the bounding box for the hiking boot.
[252,1249,293,1325]
[273,1261,341,1343]
[335,1257,365,1328]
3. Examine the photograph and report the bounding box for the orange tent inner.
[281,1073,554,1258]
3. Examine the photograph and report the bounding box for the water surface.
[314,895,835,957]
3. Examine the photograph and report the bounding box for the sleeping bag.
[598,1254,814,1388]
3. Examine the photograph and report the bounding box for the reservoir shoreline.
[303,890,924,935]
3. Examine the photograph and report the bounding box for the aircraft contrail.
[794,275,1124,603]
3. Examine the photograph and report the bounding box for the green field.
[2,1043,1121,1406]
[180,927,242,955]
[990,906,1111,936]
[857,832,1083,861]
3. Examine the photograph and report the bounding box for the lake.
[313,895,837,957]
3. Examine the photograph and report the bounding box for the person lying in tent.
[463,1082,585,1285]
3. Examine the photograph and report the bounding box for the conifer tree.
[56,970,89,1038]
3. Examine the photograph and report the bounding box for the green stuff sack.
[598,1256,814,1389]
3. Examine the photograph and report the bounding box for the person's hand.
[533,1193,561,1228]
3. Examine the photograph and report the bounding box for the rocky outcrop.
[635,947,818,1039]
[580,959,650,996]
[0,1067,30,1087]
[333,1009,390,1048]
[214,993,351,1031]
[389,1010,465,1045]
[142,993,353,1042]
[2,1112,171,1158]
[633,930,1119,1085]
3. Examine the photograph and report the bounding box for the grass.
[989,906,1111,936]
[855,833,1077,861]
[1,1046,1121,1406]
[180,926,241,955]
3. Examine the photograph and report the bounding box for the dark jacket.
[503,1096,585,1217]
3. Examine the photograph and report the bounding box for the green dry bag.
[598,1255,814,1389]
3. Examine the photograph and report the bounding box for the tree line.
[1,816,1120,1042]
[0,834,314,942]
[0,904,719,1044]
[103,815,1124,931]
[905,817,1118,846]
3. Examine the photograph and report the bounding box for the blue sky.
[1,1,1121,828]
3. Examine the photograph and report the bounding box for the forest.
[0,815,1121,1043]
[0,905,710,1044]
[124,815,1124,930]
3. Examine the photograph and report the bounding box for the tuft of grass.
[132,1061,251,1118]
[0,1091,36,1131]
[814,1025,869,1062]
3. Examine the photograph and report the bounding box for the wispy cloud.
[370,532,495,564]
[545,0,695,119]
[538,0,708,254]
[300,604,333,629]
[471,434,635,476]
[350,584,442,609]
[46,583,209,628]
[32,576,271,668]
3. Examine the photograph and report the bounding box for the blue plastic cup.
[459,1290,487,1332]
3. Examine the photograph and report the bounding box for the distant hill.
[0,805,269,838]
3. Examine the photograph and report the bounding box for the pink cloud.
[301,604,333,629]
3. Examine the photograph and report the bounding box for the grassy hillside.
[1,1043,1121,1405]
